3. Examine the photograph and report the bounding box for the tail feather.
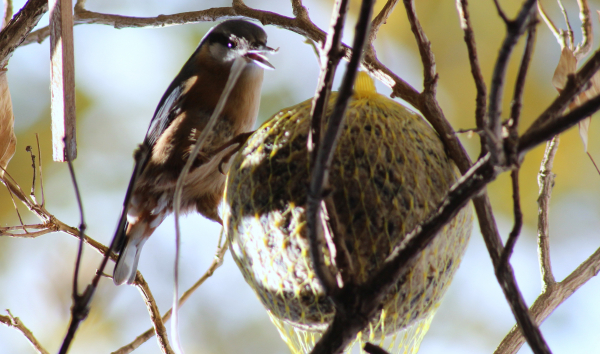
[113,221,152,285]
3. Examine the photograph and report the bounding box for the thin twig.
[58,142,89,354]
[519,93,600,155]
[493,0,510,25]
[5,174,25,228]
[538,0,566,48]
[524,44,600,136]
[495,245,600,354]
[556,0,574,50]
[487,0,536,166]
[1,227,52,238]
[112,240,229,354]
[0,310,50,354]
[133,273,174,354]
[573,0,592,59]
[537,136,559,288]
[307,2,376,353]
[35,133,45,207]
[456,0,487,150]
[403,0,436,91]
[369,0,399,43]
[500,170,522,265]
[171,55,246,354]
[509,16,537,139]
[0,0,48,68]
[306,0,351,297]
[25,145,36,199]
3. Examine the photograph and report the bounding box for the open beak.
[245,46,277,70]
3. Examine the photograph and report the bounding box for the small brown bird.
[112,20,274,285]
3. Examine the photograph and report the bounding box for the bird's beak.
[245,46,277,70]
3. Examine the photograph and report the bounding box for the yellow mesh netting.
[223,72,473,354]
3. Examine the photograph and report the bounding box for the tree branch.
[537,137,559,288]
[487,0,536,165]
[112,241,228,354]
[456,0,487,150]
[495,245,600,354]
[0,0,48,68]
[306,0,351,297]
[0,310,50,354]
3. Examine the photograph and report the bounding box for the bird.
[112,19,275,286]
[223,72,473,353]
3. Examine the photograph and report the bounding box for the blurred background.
[1,0,599,353]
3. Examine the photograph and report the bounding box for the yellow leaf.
[552,47,577,92]
[579,118,591,152]
[0,71,17,175]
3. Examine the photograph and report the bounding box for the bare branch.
[456,0,487,148]
[0,310,50,354]
[519,93,600,155]
[573,0,592,59]
[133,273,175,354]
[522,32,600,149]
[0,0,48,68]
[538,0,566,48]
[509,16,537,136]
[369,0,399,43]
[537,136,559,288]
[487,0,536,166]
[556,0,574,50]
[495,245,600,354]
[57,143,88,354]
[306,0,351,297]
[493,0,510,25]
[500,170,523,266]
[112,241,229,354]
[403,0,436,92]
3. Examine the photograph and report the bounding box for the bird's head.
[203,19,276,70]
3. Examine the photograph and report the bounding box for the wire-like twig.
[369,0,399,43]
[306,0,351,297]
[134,273,175,354]
[456,0,487,150]
[403,0,436,91]
[112,240,229,354]
[58,144,89,354]
[500,170,522,265]
[537,136,559,288]
[499,17,536,265]
[537,0,566,48]
[0,310,50,354]
[487,0,536,166]
[35,133,45,207]
[556,0,574,50]
[509,16,537,140]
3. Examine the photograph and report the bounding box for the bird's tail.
[113,219,155,285]
[111,144,152,285]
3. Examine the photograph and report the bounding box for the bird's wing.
[111,80,185,270]
[145,82,185,147]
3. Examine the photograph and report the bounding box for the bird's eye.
[227,41,236,49]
